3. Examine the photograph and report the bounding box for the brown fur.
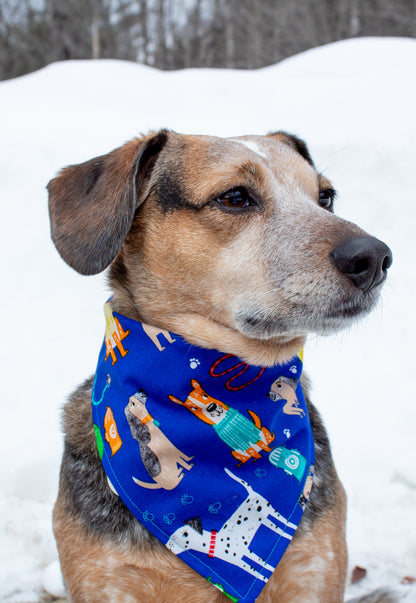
[48,130,392,602]
[54,501,227,602]
[54,484,346,603]
[267,483,347,603]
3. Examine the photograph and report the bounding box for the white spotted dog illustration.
[166,468,297,581]
[141,323,176,351]
[169,380,275,465]
[125,390,193,490]
[267,376,305,417]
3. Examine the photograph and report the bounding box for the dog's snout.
[330,236,392,292]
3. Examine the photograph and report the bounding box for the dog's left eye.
[319,189,335,210]
[215,187,258,211]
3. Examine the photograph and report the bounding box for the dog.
[168,378,275,465]
[125,390,194,490]
[48,129,392,602]
[166,468,296,582]
[267,375,306,416]
[141,322,177,351]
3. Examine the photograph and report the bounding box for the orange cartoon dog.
[169,379,275,465]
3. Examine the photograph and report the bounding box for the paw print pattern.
[180,493,194,505]
[283,428,291,439]
[208,502,222,514]
[189,358,201,369]
[142,510,154,522]
[255,468,268,478]
[289,365,298,375]
[163,513,176,525]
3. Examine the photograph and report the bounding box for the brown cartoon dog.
[141,322,176,351]
[267,375,305,417]
[125,390,193,490]
[49,130,392,602]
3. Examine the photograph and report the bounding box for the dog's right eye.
[319,189,336,211]
[215,187,258,211]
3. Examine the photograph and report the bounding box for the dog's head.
[168,379,228,425]
[127,390,149,421]
[267,376,298,402]
[48,130,392,365]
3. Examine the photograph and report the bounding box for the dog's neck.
[161,313,306,367]
[110,289,305,368]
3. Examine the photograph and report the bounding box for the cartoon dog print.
[125,390,193,490]
[166,468,297,581]
[267,375,305,417]
[141,322,176,351]
[103,406,122,456]
[169,380,275,465]
[299,465,314,508]
[104,302,130,365]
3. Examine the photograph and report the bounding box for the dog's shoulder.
[299,373,341,532]
[61,377,97,456]
[58,377,160,548]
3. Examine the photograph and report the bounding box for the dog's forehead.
[160,132,319,202]
[176,132,310,165]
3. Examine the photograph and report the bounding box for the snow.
[42,561,65,599]
[0,36,415,601]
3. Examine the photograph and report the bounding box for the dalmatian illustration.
[165,468,297,581]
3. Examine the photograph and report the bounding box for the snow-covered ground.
[0,37,415,601]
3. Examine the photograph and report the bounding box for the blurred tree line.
[1,0,415,80]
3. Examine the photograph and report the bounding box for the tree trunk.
[157,0,167,69]
[91,12,100,59]
[349,0,360,37]
[225,0,235,68]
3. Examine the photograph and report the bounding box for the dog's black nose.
[330,236,392,292]
[206,403,217,412]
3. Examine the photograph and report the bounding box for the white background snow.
[0,37,415,601]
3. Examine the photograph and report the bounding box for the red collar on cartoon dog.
[208,530,217,558]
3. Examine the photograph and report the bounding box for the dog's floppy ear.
[48,130,169,275]
[268,131,315,168]
[168,395,183,405]
[184,516,203,535]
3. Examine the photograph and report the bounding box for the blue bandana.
[92,302,314,603]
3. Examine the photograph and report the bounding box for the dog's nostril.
[353,257,370,275]
[382,254,393,272]
[331,236,392,292]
